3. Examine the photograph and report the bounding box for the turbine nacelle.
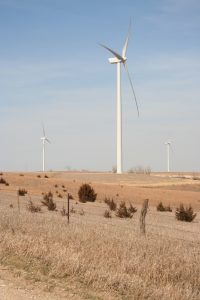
[108,56,127,64]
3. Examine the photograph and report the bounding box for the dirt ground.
[1,171,200,209]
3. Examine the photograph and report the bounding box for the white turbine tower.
[41,125,51,172]
[165,140,172,173]
[100,22,139,174]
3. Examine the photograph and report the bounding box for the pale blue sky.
[0,0,199,172]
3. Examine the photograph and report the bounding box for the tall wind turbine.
[100,22,139,174]
[41,124,51,172]
[165,140,172,172]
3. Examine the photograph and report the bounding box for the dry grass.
[0,205,199,299]
[0,172,200,299]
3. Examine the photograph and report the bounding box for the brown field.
[0,171,200,299]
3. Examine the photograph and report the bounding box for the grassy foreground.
[0,207,199,300]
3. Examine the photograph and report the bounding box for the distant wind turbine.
[165,140,172,172]
[41,124,51,172]
[100,21,139,174]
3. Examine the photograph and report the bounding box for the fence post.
[140,199,149,235]
[17,191,20,212]
[67,193,73,224]
[67,193,70,224]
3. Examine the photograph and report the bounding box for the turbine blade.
[42,123,45,137]
[122,20,131,58]
[123,62,139,117]
[99,44,124,61]
[46,138,51,144]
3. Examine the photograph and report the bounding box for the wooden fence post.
[67,193,70,224]
[17,192,20,212]
[140,199,149,235]
[67,193,73,224]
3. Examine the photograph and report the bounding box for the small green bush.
[175,204,196,222]
[78,183,97,203]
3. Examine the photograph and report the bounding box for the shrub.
[116,202,136,218]
[165,205,172,212]
[104,197,117,211]
[112,166,117,173]
[54,184,58,188]
[175,204,196,222]
[128,204,137,214]
[104,210,112,218]
[18,188,28,196]
[0,177,7,185]
[37,175,41,178]
[58,193,63,198]
[157,202,165,211]
[5,183,9,186]
[27,200,41,213]
[41,191,56,211]
[157,202,172,212]
[0,172,3,175]
[44,174,49,178]
[60,206,67,216]
[19,174,24,176]
[79,209,85,216]
[70,206,76,213]
[62,185,65,188]
[9,204,13,209]
[78,183,97,203]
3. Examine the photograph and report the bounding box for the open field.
[0,172,200,299]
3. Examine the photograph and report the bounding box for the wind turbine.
[165,140,172,172]
[100,22,139,174]
[41,124,51,172]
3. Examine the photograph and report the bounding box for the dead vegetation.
[0,171,199,299]
[104,197,117,211]
[157,201,172,212]
[115,201,137,218]
[0,207,199,300]
[175,204,197,222]
[26,200,41,213]
[18,188,28,196]
[0,177,9,185]
[41,191,56,211]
